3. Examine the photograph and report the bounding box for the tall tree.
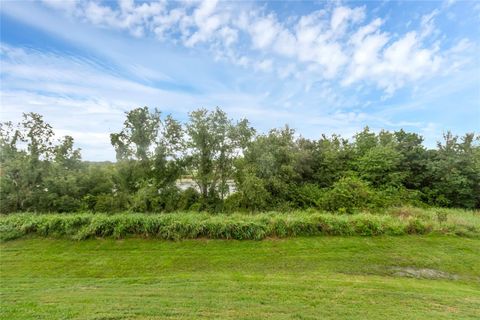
[393,129,427,189]
[425,132,480,208]
[186,107,254,202]
[239,125,300,207]
[110,107,162,162]
[110,107,183,193]
[54,136,82,170]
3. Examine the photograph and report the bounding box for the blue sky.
[1,0,479,161]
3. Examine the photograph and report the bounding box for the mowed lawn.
[1,236,479,319]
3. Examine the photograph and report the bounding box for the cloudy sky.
[1,0,479,160]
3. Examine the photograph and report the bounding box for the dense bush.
[319,176,376,214]
[177,187,200,211]
[94,193,130,212]
[292,183,325,209]
[1,109,479,214]
[52,195,82,213]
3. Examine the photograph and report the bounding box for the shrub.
[236,173,270,211]
[319,176,375,214]
[223,192,243,212]
[292,183,324,209]
[94,193,130,212]
[131,184,161,212]
[52,195,82,213]
[375,187,424,208]
[178,188,200,211]
[156,186,181,212]
[82,194,97,211]
[404,218,432,234]
[94,195,115,212]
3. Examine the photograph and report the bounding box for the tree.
[0,121,28,211]
[110,107,184,196]
[355,145,404,188]
[393,129,427,189]
[54,136,82,170]
[1,107,479,213]
[354,126,378,157]
[0,113,81,212]
[303,134,353,188]
[238,125,300,208]
[185,107,254,203]
[110,107,162,162]
[424,132,480,208]
[21,112,55,163]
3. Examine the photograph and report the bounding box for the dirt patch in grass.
[390,267,459,280]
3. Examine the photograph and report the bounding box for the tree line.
[1,107,479,213]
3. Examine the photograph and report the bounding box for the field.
[0,236,479,319]
[1,208,479,319]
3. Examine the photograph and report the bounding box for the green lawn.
[1,236,479,319]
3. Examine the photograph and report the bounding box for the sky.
[1,0,479,161]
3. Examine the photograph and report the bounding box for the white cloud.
[33,1,472,96]
[442,0,458,8]
[343,21,389,86]
[183,0,224,47]
[255,59,273,72]
[77,0,166,37]
[341,12,462,95]
[330,5,365,34]
[273,29,296,57]
[376,32,442,94]
[249,14,280,49]
[419,9,439,39]
[277,63,297,79]
[1,0,477,161]
[41,0,80,14]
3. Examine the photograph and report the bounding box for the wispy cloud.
[35,0,474,95]
[0,0,478,160]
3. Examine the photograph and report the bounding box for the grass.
[1,235,479,319]
[1,208,479,319]
[1,207,479,241]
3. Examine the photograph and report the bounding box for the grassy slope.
[1,236,479,319]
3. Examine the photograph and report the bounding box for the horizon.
[1,0,479,161]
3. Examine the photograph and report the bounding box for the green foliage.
[156,186,181,212]
[375,187,424,208]
[51,195,82,213]
[1,208,478,241]
[292,183,324,209]
[94,193,130,212]
[422,132,480,209]
[304,135,353,188]
[355,145,404,188]
[320,176,375,213]
[231,171,270,211]
[1,108,479,214]
[185,107,254,201]
[0,113,82,213]
[130,182,161,212]
[177,188,200,211]
[110,107,162,162]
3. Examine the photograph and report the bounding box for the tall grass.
[1,208,478,241]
